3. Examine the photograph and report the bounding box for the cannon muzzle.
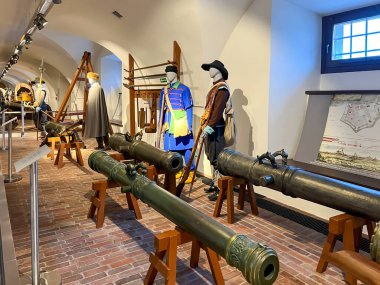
[109,133,183,174]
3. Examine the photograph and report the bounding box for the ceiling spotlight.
[34,13,48,30]
[25,34,32,45]
[12,54,19,63]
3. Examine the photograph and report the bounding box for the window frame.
[321,4,380,74]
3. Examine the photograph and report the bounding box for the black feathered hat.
[165,65,178,74]
[201,60,228,80]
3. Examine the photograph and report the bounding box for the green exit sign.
[160,77,167,83]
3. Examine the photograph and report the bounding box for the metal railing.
[0,227,5,285]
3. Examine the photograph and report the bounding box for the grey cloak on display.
[84,84,110,138]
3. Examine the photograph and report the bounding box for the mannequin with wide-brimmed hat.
[84,72,110,150]
[200,60,230,201]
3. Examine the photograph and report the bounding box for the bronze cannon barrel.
[217,149,380,222]
[88,151,279,285]
[45,119,83,136]
[109,133,183,174]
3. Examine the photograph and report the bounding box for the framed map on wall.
[317,94,380,178]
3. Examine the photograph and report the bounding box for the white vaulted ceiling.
[1,0,379,88]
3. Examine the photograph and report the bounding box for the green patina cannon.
[217,149,380,222]
[41,119,83,146]
[88,151,279,285]
[109,133,183,174]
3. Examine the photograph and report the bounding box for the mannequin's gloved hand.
[35,106,41,112]
[202,125,214,138]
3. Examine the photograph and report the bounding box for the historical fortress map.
[317,94,380,177]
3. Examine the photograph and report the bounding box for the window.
[322,4,380,74]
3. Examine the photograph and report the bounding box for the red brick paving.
[1,129,369,284]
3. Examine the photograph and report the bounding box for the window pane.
[343,38,351,53]
[344,23,351,37]
[352,20,366,35]
[333,22,351,39]
[368,50,380,57]
[352,35,365,52]
[368,33,380,50]
[333,23,344,39]
[352,52,365,58]
[368,16,380,33]
[333,39,343,58]
[342,54,350,59]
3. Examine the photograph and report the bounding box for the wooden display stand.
[87,153,142,228]
[316,213,379,285]
[213,176,258,224]
[54,141,84,169]
[145,164,176,196]
[144,226,224,285]
[47,137,61,160]
[125,41,181,135]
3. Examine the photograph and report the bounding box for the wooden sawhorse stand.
[144,226,224,285]
[87,153,142,228]
[316,213,375,284]
[54,141,84,168]
[145,164,176,196]
[47,137,61,160]
[213,176,258,224]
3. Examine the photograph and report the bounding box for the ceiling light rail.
[0,0,62,80]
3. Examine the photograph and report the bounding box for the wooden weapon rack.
[54,51,93,124]
[54,51,113,135]
[124,41,181,135]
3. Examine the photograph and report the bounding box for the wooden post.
[173,41,181,81]
[128,54,136,135]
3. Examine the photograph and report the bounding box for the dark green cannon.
[88,151,279,285]
[41,119,83,147]
[109,133,183,174]
[217,149,380,222]
[45,119,83,137]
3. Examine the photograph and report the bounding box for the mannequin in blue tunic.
[159,65,195,181]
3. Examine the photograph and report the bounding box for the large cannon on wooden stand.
[217,149,380,222]
[88,151,279,285]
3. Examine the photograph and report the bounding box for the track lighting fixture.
[34,13,48,30]
[0,0,61,79]
[25,34,32,45]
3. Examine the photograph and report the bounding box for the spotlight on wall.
[34,13,48,30]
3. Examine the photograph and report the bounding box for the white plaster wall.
[252,0,343,221]
[220,0,273,157]
[321,70,380,90]
[100,54,122,132]
[269,0,321,156]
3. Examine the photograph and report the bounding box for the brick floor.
[1,128,368,284]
